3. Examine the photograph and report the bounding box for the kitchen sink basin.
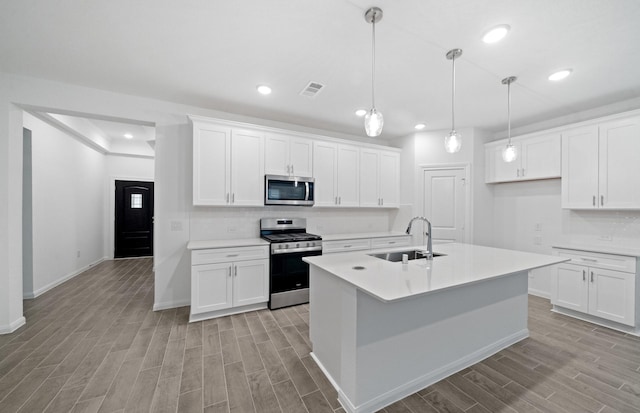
[368,249,446,262]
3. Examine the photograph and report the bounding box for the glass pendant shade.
[444,130,462,153]
[364,108,384,137]
[502,143,518,162]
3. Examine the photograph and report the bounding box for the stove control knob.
[296,243,300,248]
[306,242,311,247]
[284,244,289,249]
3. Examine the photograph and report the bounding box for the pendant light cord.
[451,54,456,131]
[371,12,376,109]
[507,80,511,144]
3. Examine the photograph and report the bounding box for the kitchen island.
[303,243,567,413]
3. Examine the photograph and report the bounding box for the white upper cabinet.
[265,132,313,177]
[360,148,399,207]
[192,118,264,206]
[562,115,640,209]
[485,133,561,183]
[313,142,360,207]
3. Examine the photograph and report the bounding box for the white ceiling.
[3,0,640,139]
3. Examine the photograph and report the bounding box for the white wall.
[23,112,106,298]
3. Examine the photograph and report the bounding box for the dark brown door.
[115,180,154,258]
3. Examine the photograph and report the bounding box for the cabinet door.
[231,129,264,206]
[521,133,561,180]
[599,116,640,209]
[379,150,400,207]
[588,267,635,326]
[336,144,359,207]
[192,263,233,314]
[193,123,231,205]
[561,125,599,209]
[551,263,588,313]
[491,144,521,182]
[359,148,380,207]
[313,141,338,206]
[264,133,290,176]
[233,259,269,307]
[289,136,313,177]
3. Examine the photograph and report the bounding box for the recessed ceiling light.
[124,133,133,139]
[482,24,510,44]
[414,123,427,130]
[256,85,272,95]
[355,109,367,117]
[548,69,572,81]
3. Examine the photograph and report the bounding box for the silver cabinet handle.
[226,254,239,257]
[335,196,338,205]
[228,266,232,277]
[344,245,352,248]
[590,271,594,282]
[339,196,341,205]
[291,165,294,175]
[231,193,235,203]
[234,265,238,277]
[582,269,586,281]
[592,195,596,206]
[581,257,597,262]
[226,193,230,204]
[389,241,396,245]
[381,198,383,205]
[601,195,604,206]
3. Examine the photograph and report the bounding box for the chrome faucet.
[405,216,433,260]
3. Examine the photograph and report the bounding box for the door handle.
[590,271,594,282]
[226,193,230,204]
[231,193,235,204]
[592,195,596,206]
[601,195,604,206]
[234,265,238,277]
[582,269,586,281]
[338,196,341,205]
[228,266,232,277]
[335,196,338,205]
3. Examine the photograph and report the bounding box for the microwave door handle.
[305,182,310,201]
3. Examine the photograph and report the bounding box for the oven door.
[265,175,314,206]
[270,249,322,294]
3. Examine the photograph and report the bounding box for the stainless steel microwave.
[265,175,315,206]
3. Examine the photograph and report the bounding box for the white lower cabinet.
[552,248,639,331]
[190,245,269,321]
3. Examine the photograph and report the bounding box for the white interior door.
[423,167,467,242]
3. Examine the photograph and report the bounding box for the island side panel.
[350,272,529,412]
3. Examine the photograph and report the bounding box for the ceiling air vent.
[300,81,325,98]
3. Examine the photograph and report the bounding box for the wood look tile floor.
[1,258,640,412]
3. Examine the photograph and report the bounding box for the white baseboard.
[23,257,107,299]
[528,289,550,299]
[551,306,640,337]
[153,299,191,311]
[323,329,529,413]
[0,316,26,335]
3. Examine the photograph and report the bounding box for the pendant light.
[501,76,518,162]
[364,7,383,137]
[444,49,463,153]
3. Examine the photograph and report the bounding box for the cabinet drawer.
[192,246,269,265]
[555,249,636,274]
[323,238,371,254]
[371,236,411,249]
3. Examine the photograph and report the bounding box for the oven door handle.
[305,182,310,201]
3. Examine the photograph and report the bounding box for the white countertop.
[320,231,409,241]
[553,243,640,258]
[304,243,568,302]
[187,238,269,250]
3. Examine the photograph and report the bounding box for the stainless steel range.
[260,218,322,309]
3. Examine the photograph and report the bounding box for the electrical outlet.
[534,236,542,245]
[534,223,542,231]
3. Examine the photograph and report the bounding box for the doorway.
[422,165,470,243]
[115,180,154,258]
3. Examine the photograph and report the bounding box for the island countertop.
[303,243,568,302]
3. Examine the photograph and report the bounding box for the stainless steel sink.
[368,249,446,262]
